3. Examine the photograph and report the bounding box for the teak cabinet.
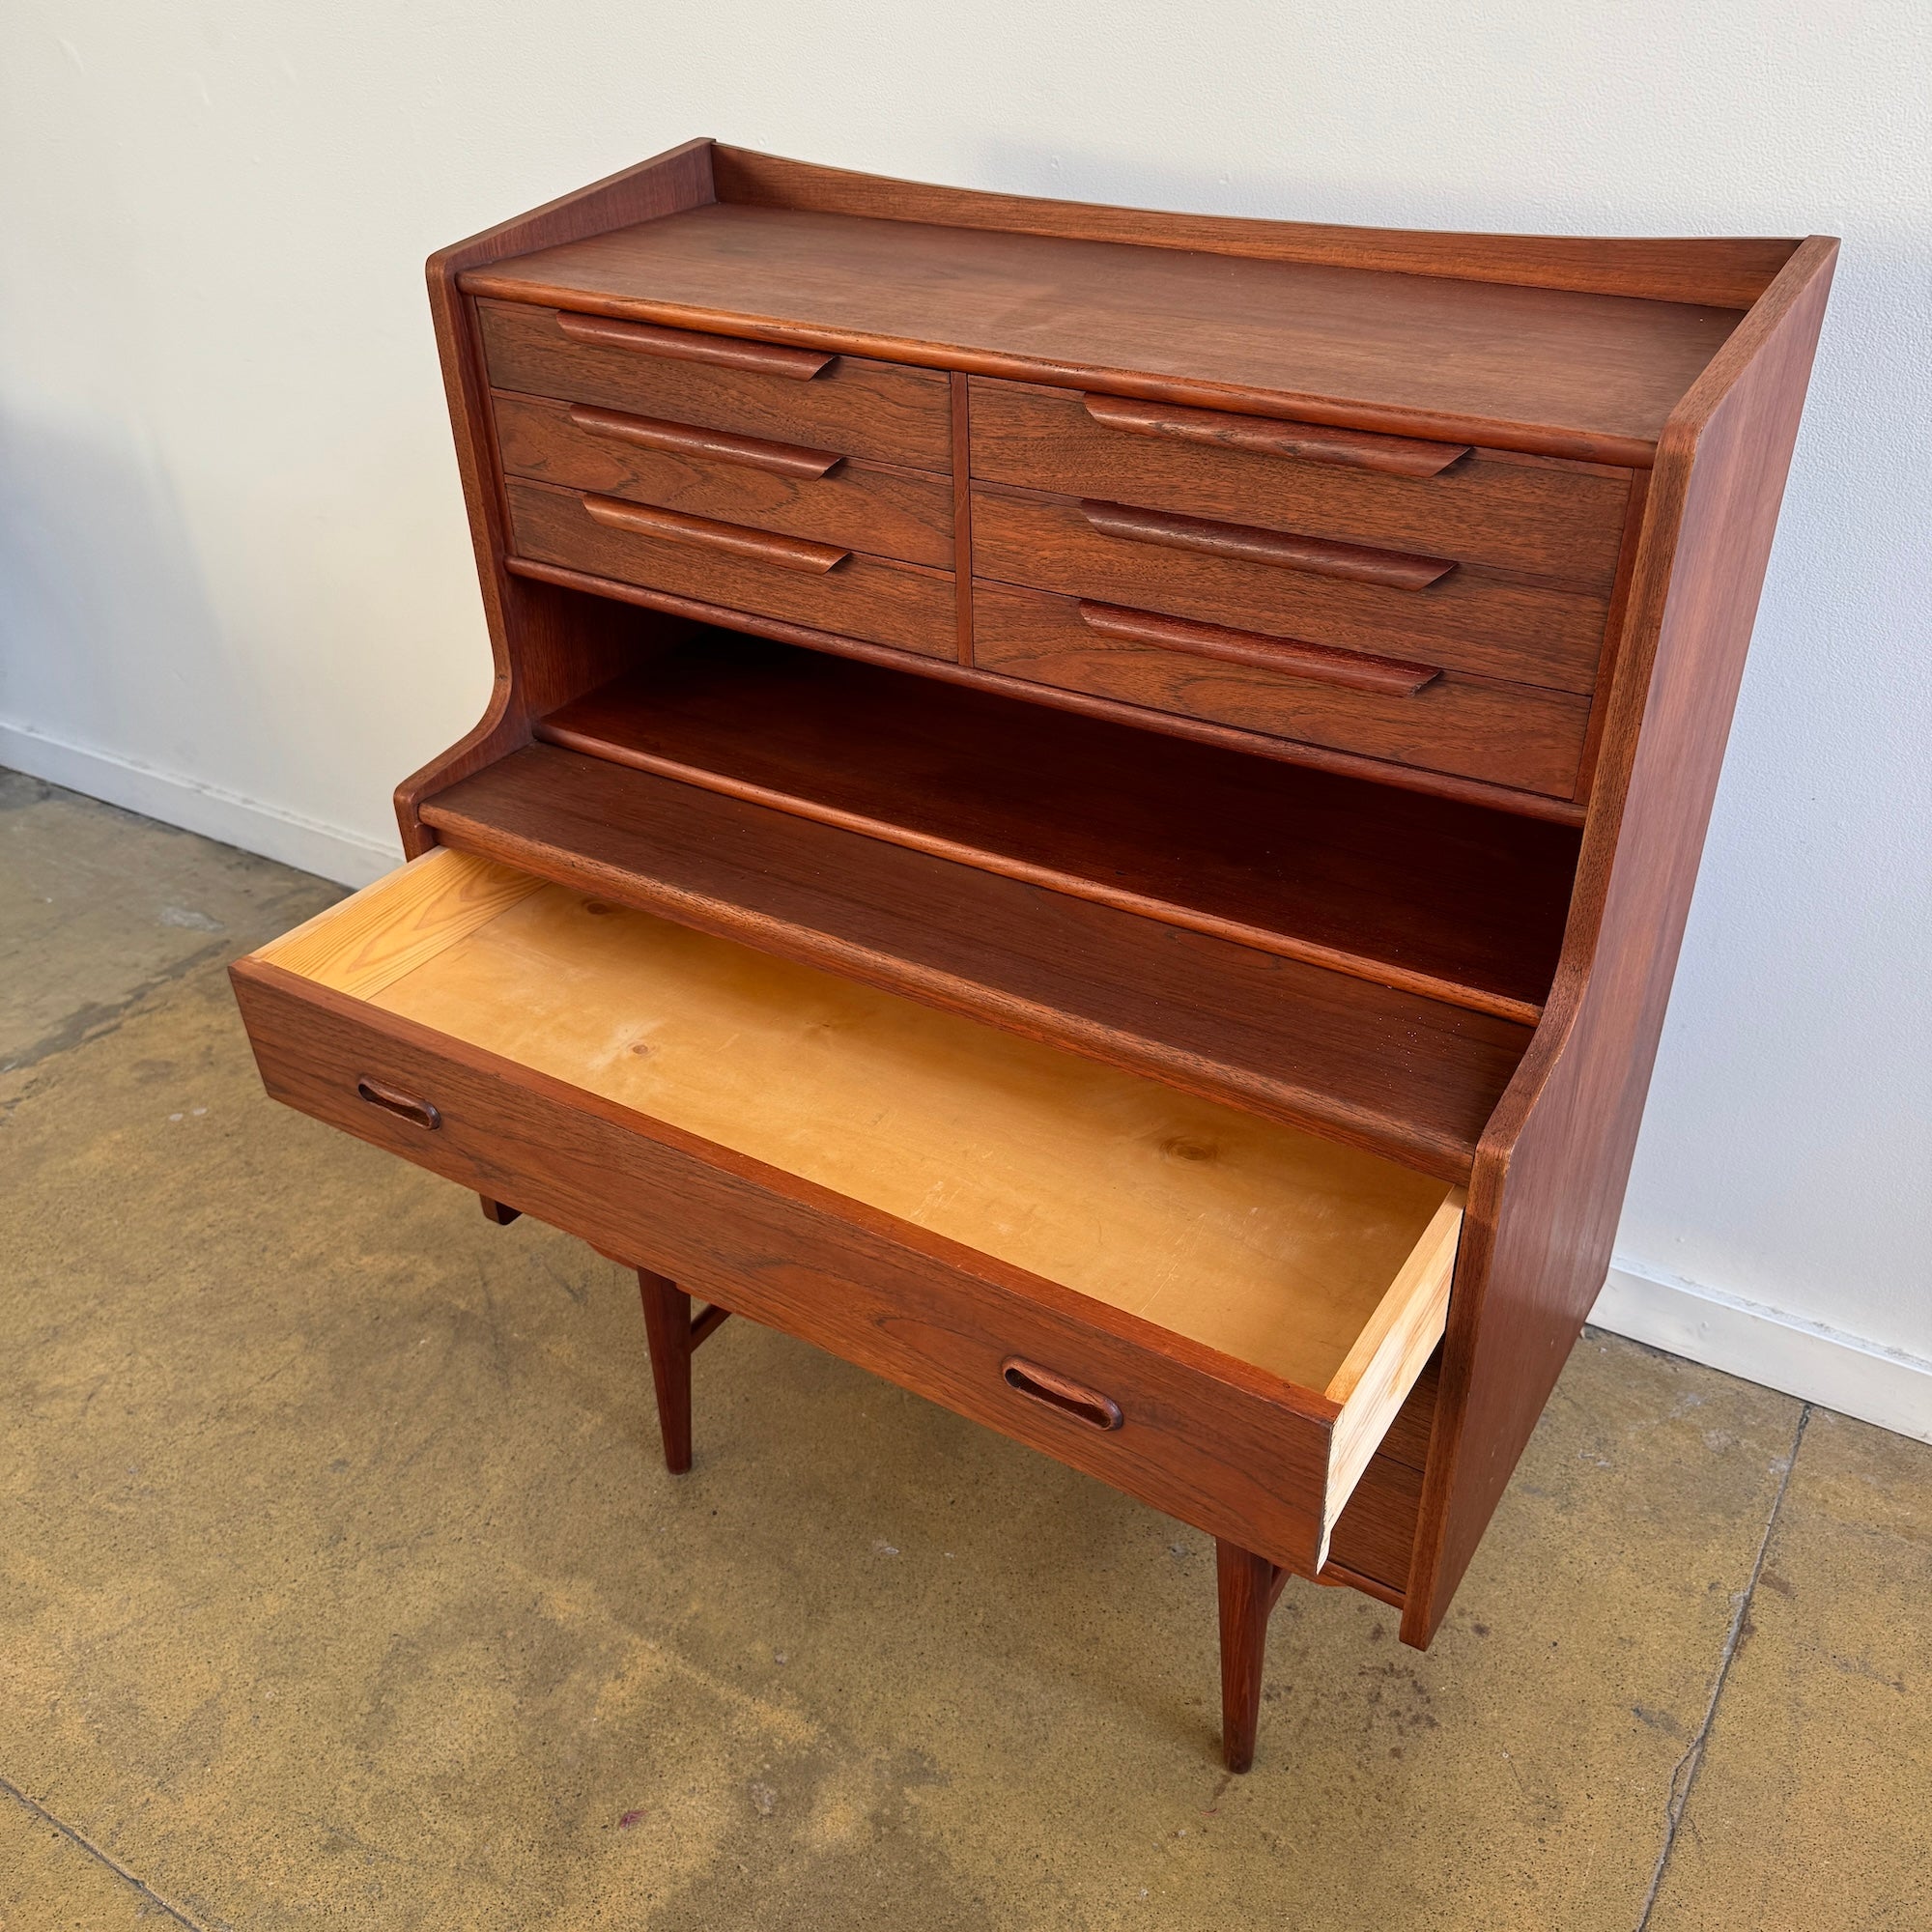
[230,141,1834,1773]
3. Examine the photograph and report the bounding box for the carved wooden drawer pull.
[554,309,834,379]
[1076,600,1441,696]
[355,1077,440,1131]
[1082,393,1470,477]
[1001,1356,1124,1431]
[579,493,850,573]
[1079,498,1456,589]
[565,405,843,478]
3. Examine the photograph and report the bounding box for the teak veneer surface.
[462,202,1746,462]
[262,851,1457,1393]
[536,635,1578,1022]
[417,743,1532,1179]
[357,139,1832,1679]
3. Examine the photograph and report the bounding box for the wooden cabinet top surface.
[459,154,1787,465]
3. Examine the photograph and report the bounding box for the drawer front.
[972,489,1607,694]
[975,581,1591,797]
[495,392,954,568]
[507,477,954,659]
[970,377,1634,587]
[478,299,952,471]
[232,958,1346,1577]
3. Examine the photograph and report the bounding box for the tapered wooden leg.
[636,1268,696,1474]
[1217,1540,1287,1773]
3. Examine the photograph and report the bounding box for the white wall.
[4,2,1927,1426]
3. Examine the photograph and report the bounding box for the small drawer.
[495,392,954,569]
[505,477,954,660]
[232,848,1465,1579]
[969,377,1634,588]
[972,489,1609,695]
[974,581,1592,798]
[478,299,952,471]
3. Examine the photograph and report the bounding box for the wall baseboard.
[1592,1259,1932,1443]
[0,717,397,889]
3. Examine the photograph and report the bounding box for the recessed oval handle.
[1076,600,1441,696]
[1000,1356,1123,1431]
[355,1077,440,1131]
[564,405,843,478]
[1081,393,1470,477]
[579,493,849,573]
[1078,498,1455,590]
[554,310,834,380]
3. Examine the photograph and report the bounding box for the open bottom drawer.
[232,849,1463,1577]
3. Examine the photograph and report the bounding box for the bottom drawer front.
[507,476,954,659]
[232,956,1345,1575]
[973,580,1589,798]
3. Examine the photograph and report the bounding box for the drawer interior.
[259,848,1463,1459]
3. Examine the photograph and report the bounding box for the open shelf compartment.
[536,631,1579,1025]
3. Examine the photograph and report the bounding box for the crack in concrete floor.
[1634,1401,1811,1930]
[1,1774,207,1929]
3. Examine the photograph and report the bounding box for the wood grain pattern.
[711,145,1795,309]
[1321,1192,1463,1563]
[351,879,1454,1387]
[331,146,1831,1687]
[973,489,1609,692]
[396,136,723,855]
[1080,498,1455,590]
[975,582,1592,798]
[635,1268,698,1473]
[1074,602,1441,698]
[972,377,1631,586]
[504,553,1591,823]
[535,639,1575,1021]
[554,308,832,377]
[1217,1541,1283,1772]
[255,846,542,996]
[416,743,1534,1180]
[478,298,953,470]
[579,493,849,572]
[495,392,952,566]
[1402,238,1840,1644]
[465,201,1747,463]
[1081,393,1469,476]
[236,959,1374,1578]
[564,404,841,476]
[506,478,954,659]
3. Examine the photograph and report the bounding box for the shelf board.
[536,635,1578,1025]
[419,742,1534,1180]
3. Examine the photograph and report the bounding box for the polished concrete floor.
[2,764,1927,1930]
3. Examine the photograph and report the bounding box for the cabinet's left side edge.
[395,137,722,856]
